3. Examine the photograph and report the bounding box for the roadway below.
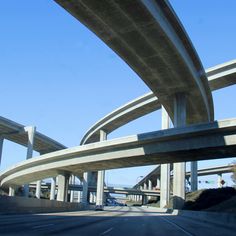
[0,206,234,235]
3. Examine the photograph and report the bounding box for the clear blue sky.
[0,1,235,188]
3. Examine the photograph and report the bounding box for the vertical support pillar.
[140,186,144,204]
[23,126,36,197]
[90,192,96,203]
[82,172,89,204]
[50,177,56,200]
[0,138,4,166]
[148,180,152,200]
[191,161,198,191]
[57,173,69,202]
[143,182,147,190]
[70,175,75,203]
[156,178,160,189]
[173,93,186,209]
[217,174,223,188]
[35,180,41,199]
[148,180,152,190]
[160,106,170,208]
[143,182,148,204]
[9,186,15,197]
[96,130,107,209]
[78,190,82,203]
[25,126,36,160]
[77,179,82,203]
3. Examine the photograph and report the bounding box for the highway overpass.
[1,118,236,187]
[0,0,235,211]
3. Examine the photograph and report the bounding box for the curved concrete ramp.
[55,0,213,124]
[1,118,236,187]
[81,60,236,144]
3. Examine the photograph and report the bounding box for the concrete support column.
[9,186,15,197]
[173,93,186,209]
[50,177,56,200]
[191,161,198,191]
[96,169,105,206]
[57,173,69,202]
[143,182,147,190]
[23,126,36,197]
[148,180,152,200]
[24,126,36,160]
[70,175,75,203]
[35,180,41,199]
[96,130,107,208]
[139,186,143,204]
[82,172,89,204]
[143,182,148,204]
[138,195,141,202]
[93,192,96,203]
[156,178,160,189]
[78,190,82,203]
[148,180,152,190]
[160,106,170,208]
[90,192,96,203]
[0,138,4,166]
[217,174,223,188]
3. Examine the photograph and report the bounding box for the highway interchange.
[0,1,235,235]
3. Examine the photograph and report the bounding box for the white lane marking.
[100,227,113,235]
[32,223,54,229]
[161,217,194,236]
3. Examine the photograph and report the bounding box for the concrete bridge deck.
[1,118,236,188]
[0,116,66,155]
[134,164,234,188]
[55,0,213,124]
[81,60,236,145]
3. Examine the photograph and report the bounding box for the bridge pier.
[173,93,186,209]
[70,175,75,202]
[57,173,69,202]
[50,177,56,200]
[191,161,198,191]
[35,180,41,199]
[9,186,15,197]
[142,183,148,204]
[96,130,107,209]
[78,190,82,203]
[160,106,170,208]
[76,178,82,203]
[148,180,152,200]
[24,126,36,197]
[82,172,89,204]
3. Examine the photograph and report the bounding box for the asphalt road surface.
[0,206,234,235]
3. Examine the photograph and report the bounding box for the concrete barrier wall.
[0,196,91,214]
[173,209,236,228]
[142,206,236,228]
